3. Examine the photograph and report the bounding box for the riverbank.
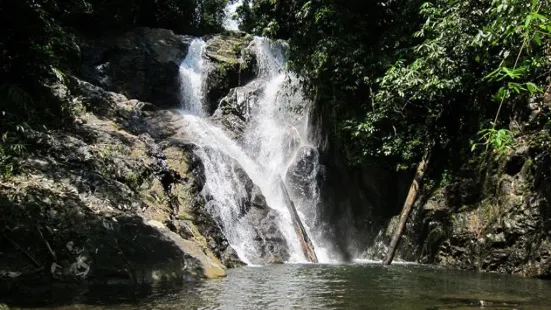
[0,28,257,289]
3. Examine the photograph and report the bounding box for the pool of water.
[6,263,551,309]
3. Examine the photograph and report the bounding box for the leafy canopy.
[240,0,551,171]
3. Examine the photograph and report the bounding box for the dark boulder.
[203,33,256,115]
[285,146,321,202]
[215,80,266,121]
[79,28,192,108]
[209,80,266,142]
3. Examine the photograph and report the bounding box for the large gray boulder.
[0,78,233,296]
[79,27,192,108]
[233,162,291,265]
[210,80,266,140]
[203,33,257,115]
[216,80,266,121]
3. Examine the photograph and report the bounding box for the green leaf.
[534,33,542,45]
[532,0,539,11]
[525,15,534,29]
[526,82,542,94]
[508,82,526,94]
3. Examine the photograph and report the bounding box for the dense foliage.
[240,0,551,174]
[0,0,228,87]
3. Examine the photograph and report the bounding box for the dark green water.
[8,263,551,309]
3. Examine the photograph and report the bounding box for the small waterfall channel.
[222,0,243,31]
[178,36,333,264]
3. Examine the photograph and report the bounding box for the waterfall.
[179,39,208,115]
[178,36,333,265]
[246,38,334,263]
[223,0,243,31]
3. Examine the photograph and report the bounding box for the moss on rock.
[204,33,256,115]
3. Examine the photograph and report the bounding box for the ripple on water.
[6,264,551,310]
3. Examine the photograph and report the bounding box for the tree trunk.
[278,179,318,263]
[382,147,431,265]
[288,199,319,263]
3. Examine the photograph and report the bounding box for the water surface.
[9,263,551,310]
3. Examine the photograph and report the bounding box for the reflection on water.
[6,263,551,309]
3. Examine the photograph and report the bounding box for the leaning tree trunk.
[382,146,432,265]
[278,178,318,263]
[287,198,319,263]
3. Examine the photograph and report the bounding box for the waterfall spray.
[178,36,333,264]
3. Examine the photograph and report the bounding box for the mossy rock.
[164,146,191,177]
[205,34,249,64]
[204,34,257,115]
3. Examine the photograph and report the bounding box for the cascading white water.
[181,116,269,265]
[179,39,208,115]
[178,35,333,264]
[223,0,243,31]
[178,38,308,264]
[245,38,334,263]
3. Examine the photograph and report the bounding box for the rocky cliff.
[368,86,551,278]
[2,24,548,292]
[0,28,287,294]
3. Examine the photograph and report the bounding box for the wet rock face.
[244,207,290,264]
[210,80,266,141]
[396,145,551,278]
[286,146,321,201]
[197,152,290,265]
[0,77,239,292]
[191,200,245,269]
[142,114,245,269]
[233,163,290,265]
[79,27,193,108]
[203,33,256,115]
[216,80,266,121]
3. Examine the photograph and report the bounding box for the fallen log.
[278,179,318,263]
[383,146,431,265]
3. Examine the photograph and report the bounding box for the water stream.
[178,36,329,264]
[179,39,208,116]
[243,38,332,263]
[222,0,243,31]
